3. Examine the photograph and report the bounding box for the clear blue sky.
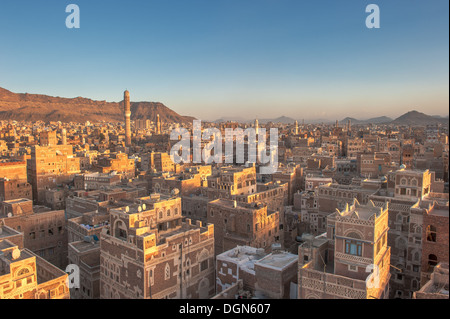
[0,0,448,121]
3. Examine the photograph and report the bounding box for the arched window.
[16,268,31,277]
[167,209,171,217]
[346,231,362,240]
[426,225,437,242]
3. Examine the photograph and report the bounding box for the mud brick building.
[67,237,101,299]
[0,160,32,202]
[100,195,215,299]
[421,201,449,287]
[95,152,135,179]
[0,225,70,299]
[39,130,57,146]
[73,172,121,191]
[298,200,391,299]
[414,262,449,299]
[0,198,68,270]
[207,199,280,256]
[67,211,110,243]
[27,145,81,204]
[215,245,298,299]
[151,165,211,196]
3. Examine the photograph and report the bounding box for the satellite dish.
[125,206,129,213]
[7,213,12,218]
[12,249,21,260]
[142,204,146,210]
[138,206,142,212]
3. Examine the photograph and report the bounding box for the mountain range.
[215,111,448,126]
[0,87,195,124]
[0,87,447,126]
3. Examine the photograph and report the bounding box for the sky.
[0,0,448,122]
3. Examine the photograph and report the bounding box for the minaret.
[124,90,131,147]
[294,120,299,135]
[255,118,259,135]
[156,114,161,135]
[61,128,67,145]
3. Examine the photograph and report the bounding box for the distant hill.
[213,116,249,123]
[0,87,195,124]
[390,110,448,126]
[341,116,392,125]
[214,115,297,124]
[259,116,297,124]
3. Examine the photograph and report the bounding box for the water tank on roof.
[83,236,92,243]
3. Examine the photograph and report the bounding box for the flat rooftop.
[0,226,21,239]
[256,252,298,271]
[209,198,266,210]
[217,246,267,276]
[429,206,449,218]
[2,198,31,204]
[69,240,100,253]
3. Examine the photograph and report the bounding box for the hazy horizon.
[0,0,448,121]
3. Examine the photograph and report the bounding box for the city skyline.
[0,0,449,121]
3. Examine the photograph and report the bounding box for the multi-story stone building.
[0,160,32,202]
[394,168,432,200]
[357,151,393,179]
[413,262,449,299]
[0,225,70,299]
[151,165,211,196]
[67,211,110,243]
[207,199,280,256]
[297,200,391,299]
[67,236,101,299]
[73,172,121,191]
[369,170,448,299]
[0,198,68,270]
[39,130,57,147]
[27,144,81,204]
[95,152,135,179]
[420,200,449,287]
[346,137,366,158]
[215,245,298,299]
[100,195,215,299]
